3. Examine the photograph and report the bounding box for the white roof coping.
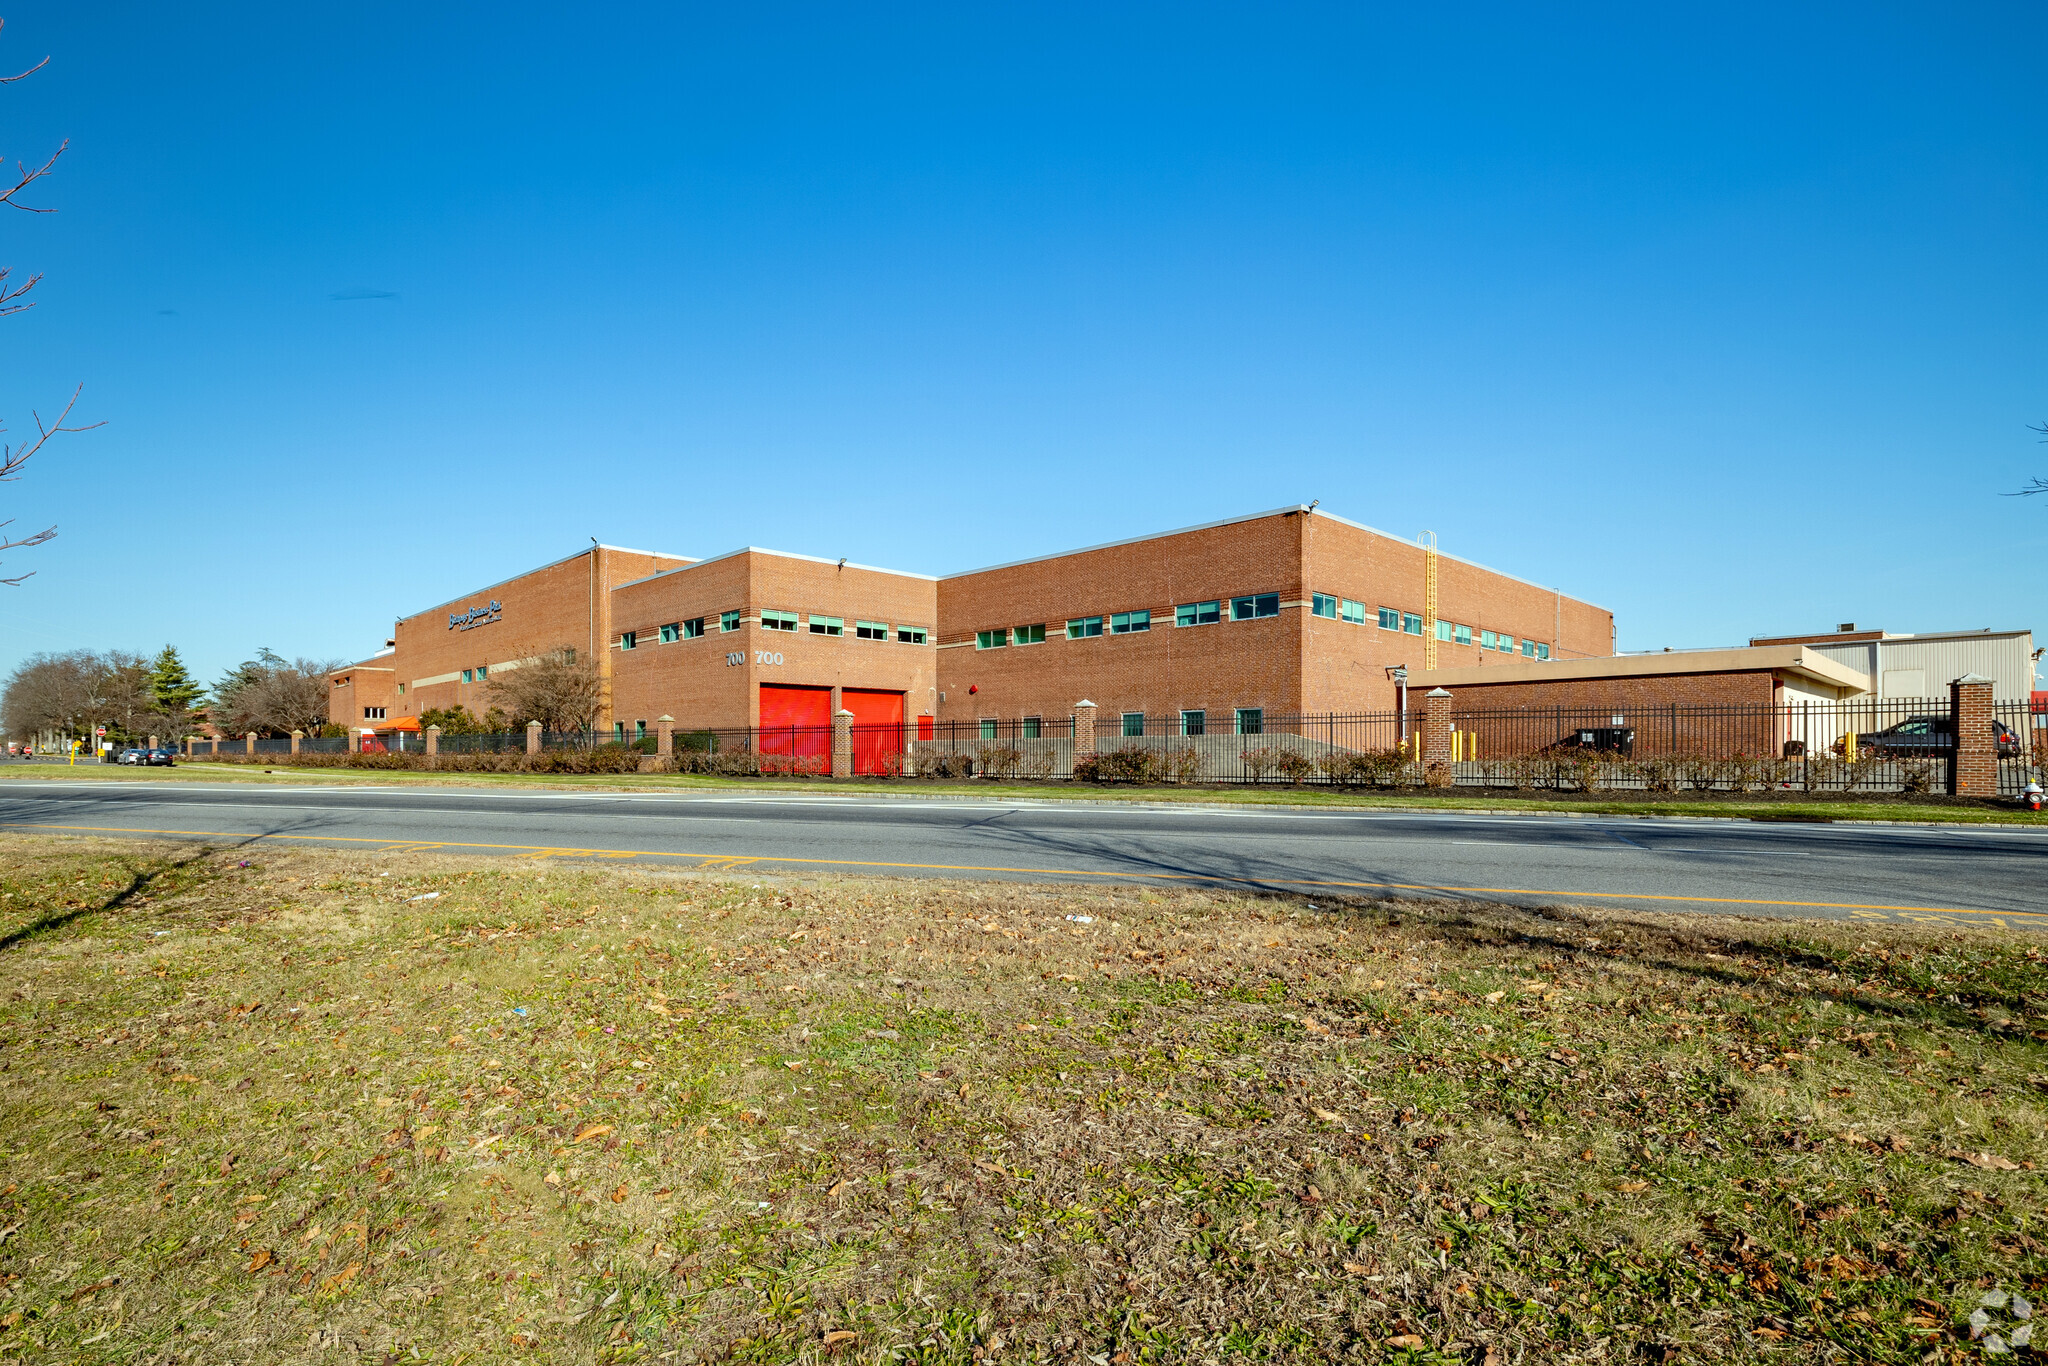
[942,504,1610,611]
[397,544,695,622]
[614,545,937,591]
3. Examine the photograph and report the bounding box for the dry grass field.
[0,836,2041,1364]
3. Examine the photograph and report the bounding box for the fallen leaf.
[543,1171,561,1187]
[68,1277,117,1301]
[246,1248,274,1273]
[1962,1151,2020,1171]
[321,1262,361,1292]
[1617,1180,1649,1193]
[611,1182,628,1203]
[1342,1261,1371,1277]
[1483,1348,1504,1366]
[1313,1108,1344,1124]
[571,1124,613,1144]
[822,1330,858,1346]
[784,1060,806,1070]
[827,1180,850,1198]
[1483,991,1506,1003]
[1386,1335,1424,1349]
[1298,1016,1331,1035]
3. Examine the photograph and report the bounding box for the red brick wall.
[353,547,688,729]
[325,666,397,729]
[610,552,938,731]
[1440,670,1780,757]
[937,513,1308,726]
[938,509,1613,726]
[1301,518,1613,714]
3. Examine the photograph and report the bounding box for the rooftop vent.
[1837,622,1856,632]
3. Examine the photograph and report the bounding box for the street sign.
[94,726,106,736]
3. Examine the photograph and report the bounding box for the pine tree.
[149,645,204,713]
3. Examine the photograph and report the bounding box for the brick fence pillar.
[526,720,543,756]
[244,731,256,756]
[425,725,440,761]
[832,709,854,779]
[1074,700,1097,757]
[656,714,674,760]
[289,730,302,755]
[148,734,159,750]
[1949,674,1997,796]
[1423,688,1454,787]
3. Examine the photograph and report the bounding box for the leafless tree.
[211,649,345,737]
[1,649,150,745]
[0,18,99,585]
[486,649,602,732]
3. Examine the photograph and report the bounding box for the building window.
[979,719,998,740]
[1110,609,1150,634]
[476,664,487,680]
[1066,616,1103,639]
[1181,709,1206,736]
[660,623,680,644]
[619,631,637,650]
[1402,612,1423,635]
[1455,623,1473,646]
[1176,600,1220,627]
[1435,620,1452,642]
[1378,606,1401,631]
[1535,642,1550,660]
[720,611,741,633]
[1122,712,1145,737]
[896,625,928,644]
[761,610,798,632]
[613,721,626,741]
[1235,707,1264,735]
[363,707,386,720]
[1481,630,1498,651]
[635,720,646,741]
[976,628,1009,650]
[1341,598,1366,625]
[1231,593,1279,621]
[396,682,405,695]
[1013,623,1046,645]
[683,617,704,639]
[1311,592,1339,619]
[1021,716,1041,739]
[856,620,889,641]
[1496,634,1515,653]
[809,615,843,636]
[461,669,474,683]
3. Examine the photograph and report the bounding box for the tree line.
[0,646,340,747]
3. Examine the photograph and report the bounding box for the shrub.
[1074,746,1169,784]
[1273,749,1317,785]
[1635,758,1678,794]
[1161,747,1202,784]
[975,744,1024,781]
[1238,748,1280,783]
[185,745,647,776]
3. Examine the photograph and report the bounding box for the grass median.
[5,758,2047,827]
[2,838,2043,1362]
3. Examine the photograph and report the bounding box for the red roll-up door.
[759,685,832,767]
[841,688,906,775]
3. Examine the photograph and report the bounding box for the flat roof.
[1750,627,2033,646]
[1412,643,1872,693]
[398,544,694,624]
[614,545,937,592]
[942,504,1610,611]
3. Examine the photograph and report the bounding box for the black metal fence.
[169,700,2046,794]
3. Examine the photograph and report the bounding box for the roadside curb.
[5,766,2047,831]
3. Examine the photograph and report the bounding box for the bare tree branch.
[2009,421,2048,499]
[0,20,47,85]
[0,138,62,214]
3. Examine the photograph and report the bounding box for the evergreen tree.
[149,645,204,713]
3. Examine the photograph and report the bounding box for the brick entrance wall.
[1949,675,1997,796]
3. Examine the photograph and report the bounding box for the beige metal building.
[1748,627,2039,702]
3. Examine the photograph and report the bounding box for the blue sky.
[1,3,2043,687]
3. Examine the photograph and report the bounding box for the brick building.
[328,506,1612,753]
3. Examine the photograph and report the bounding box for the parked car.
[118,747,148,765]
[144,748,176,766]
[1544,726,1635,757]
[1836,715,2023,759]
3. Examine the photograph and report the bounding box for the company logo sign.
[449,600,502,631]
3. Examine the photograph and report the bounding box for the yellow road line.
[0,819,2038,921]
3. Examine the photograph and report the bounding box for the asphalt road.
[0,779,2040,930]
